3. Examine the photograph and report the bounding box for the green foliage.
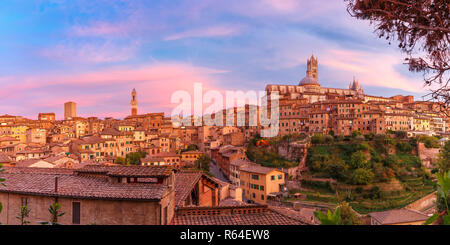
[16,205,31,225]
[437,141,450,173]
[311,134,325,144]
[396,141,412,153]
[314,207,341,225]
[418,135,440,148]
[247,136,298,168]
[436,171,450,212]
[326,158,349,180]
[384,154,399,168]
[352,131,362,138]
[115,157,126,164]
[425,213,439,225]
[426,170,450,225]
[394,131,407,139]
[40,202,65,225]
[194,154,210,173]
[351,168,374,185]
[182,144,199,152]
[338,202,362,225]
[125,150,148,165]
[350,151,370,169]
[324,135,334,144]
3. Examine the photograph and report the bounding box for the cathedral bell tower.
[131,88,138,116]
[306,55,318,81]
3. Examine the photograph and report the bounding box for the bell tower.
[306,55,318,81]
[131,88,138,116]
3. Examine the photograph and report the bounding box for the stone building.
[64,102,76,120]
[0,165,175,225]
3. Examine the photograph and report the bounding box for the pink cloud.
[0,63,229,119]
[39,41,139,64]
[164,24,243,41]
[320,49,423,92]
[71,21,131,37]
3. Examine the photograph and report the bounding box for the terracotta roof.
[171,205,308,225]
[75,165,173,178]
[369,209,429,225]
[230,159,257,167]
[219,198,250,207]
[0,168,168,201]
[79,136,106,144]
[0,136,19,142]
[0,153,12,163]
[15,159,53,168]
[182,150,203,154]
[4,167,74,174]
[240,164,281,175]
[100,128,122,136]
[174,171,203,207]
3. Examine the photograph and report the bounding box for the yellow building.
[10,125,29,143]
[413,117,431,131]
[118,125,135,132]
[181,150,203,162]
[240,165,285,204]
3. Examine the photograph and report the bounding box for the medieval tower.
[306,55,318,81]
[131,88,138,116]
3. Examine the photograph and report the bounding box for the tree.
[194,154,211,173]
[384,154,399,168]
[346,0,450,111]
[16,205,31,225]
[437,141,450,173]
[326,158,349,180]
[314,207,341,225]
[114,157,126,165]
[350,151,370,169]
[122,150,147,165]
[338,202,362,225]
[183,144,199,152]
[425,170,450,225]
[39,202,65,225]
[352,168,375,185]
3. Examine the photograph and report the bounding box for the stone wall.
[405,191,437,211]
[0,192,175,225]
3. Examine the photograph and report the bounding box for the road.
[209,160,231,183]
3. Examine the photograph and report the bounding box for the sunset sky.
[0,0,428,119]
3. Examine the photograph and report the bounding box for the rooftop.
[0,167,169,201]
[369,209,429,225]
[171,205,310,225]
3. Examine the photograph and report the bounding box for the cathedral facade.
[265,55,366,104]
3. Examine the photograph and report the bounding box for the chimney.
[55,176,59,193]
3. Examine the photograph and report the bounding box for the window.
[271,176,275,181]
[261,195,265,200]
[72,202,81,224]
[260,186,264,191]
[21,197,28,207]
[251,175,259,180]
[163,206,168,225]
[278,175,283,180]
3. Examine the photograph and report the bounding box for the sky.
[0,0,429,120]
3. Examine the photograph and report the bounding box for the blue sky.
[0,0,428,119]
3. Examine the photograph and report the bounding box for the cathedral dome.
[299,74,320,86]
